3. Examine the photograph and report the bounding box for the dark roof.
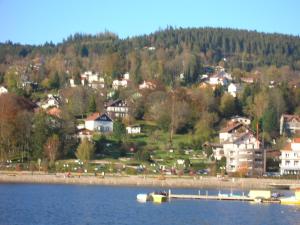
[282,114,300,122]
[106,99,126,107]
[98,113,113,122]
[220,121,243,133]
[86,112,113,122]
[203,142,223,148]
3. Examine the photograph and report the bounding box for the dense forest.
[1,27,300,86]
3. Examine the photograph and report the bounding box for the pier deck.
[169,194,252,201]
[168,191,281,203]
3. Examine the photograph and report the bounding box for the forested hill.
[1,27,300,85]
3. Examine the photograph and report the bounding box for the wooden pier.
[170,194,252,201]
[168,190,281,203]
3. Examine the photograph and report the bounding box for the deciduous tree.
[75,138,95,163]
[44,134,60,164]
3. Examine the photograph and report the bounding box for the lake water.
[0,184,299,225]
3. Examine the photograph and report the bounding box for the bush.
[15,164,23,171]
[134,149,151,162]
[125,167,137,175]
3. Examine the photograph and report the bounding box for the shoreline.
[1,172,300,189]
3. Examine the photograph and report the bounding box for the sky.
[0,0,299,45]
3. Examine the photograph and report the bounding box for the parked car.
[196,169,208,175]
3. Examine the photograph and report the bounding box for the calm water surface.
[0,184,299,225]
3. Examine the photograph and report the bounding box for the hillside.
[1,27,300,86]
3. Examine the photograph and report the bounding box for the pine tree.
[88,95,97,113]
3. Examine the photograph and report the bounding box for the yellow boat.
[280,197,300,205]
[151,194,167,203]
[280,189,300,205]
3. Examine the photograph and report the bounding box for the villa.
[280,138,300,175]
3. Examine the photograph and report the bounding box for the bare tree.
[44,134,60,164]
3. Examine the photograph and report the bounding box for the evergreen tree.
[262,107,278,139]
[113,120,126,141]
[88,95,97,113]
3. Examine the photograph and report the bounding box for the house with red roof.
[85,112,113,133]
[211,119,265,176]
[223,130,263,176]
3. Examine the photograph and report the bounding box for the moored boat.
[280,196,300,205]
[136,193,149,202]
[151,194,167,203]
[280,189,300,205]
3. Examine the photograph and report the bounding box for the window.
[295,161,299,166]
[286,160,290,166]
[286,153,289,158]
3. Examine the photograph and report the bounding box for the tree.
[0,94,35,160]
[113,120,126,141]
[32,112,53,160]
[262,107,278,139]
[81,45,89,57]
[4,68,21,93]
[134,149,151,162]
[44,134,60,164]
[59,106,77,157]
[194,112,218,148]
[238,162,249,177]
[220,94,237,118]
[250,91,269,119]
[88,95,97,113]
[50,72,60,89]
[75,138,95,163]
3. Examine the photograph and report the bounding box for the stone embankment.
[0,171,300,189]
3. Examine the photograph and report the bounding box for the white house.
[224,131,264,176]
[280,138,300,175]
[219,121,245,143]
[0,86,8,95]
[123,72,130,80]
[77,129,93,140]
[241,77,254,84]
[211,120,264,175]
[41,94,60,109]
[80,71,105,89]
[210,143,224,160]
[126,125,141,134]
[209,75,227,86]
[280,114,300,136]
[228,83,242,97]
[112,79,129,89]
[230,116,251,126]
[106,99,129,118]
[69,78,77,87]
[85,112,113,133]
[208,71,231,86]
[112,72,130,89]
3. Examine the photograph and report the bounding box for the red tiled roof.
[293,138,300,143]
[282,143,292,151]
[220,121,243,133]
[47,107,61,118]
[86,112,100,121]
[282,114,300,122]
